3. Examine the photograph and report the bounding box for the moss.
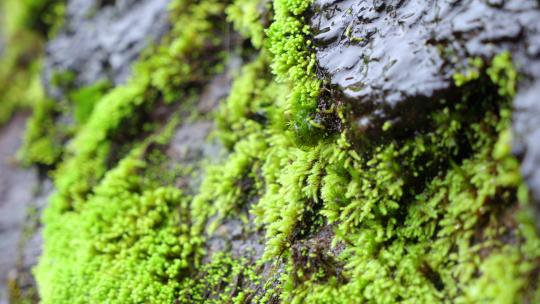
[190,43,540,303]
[0,0,66,126]
[35,0,233,302]
[266,0,324,144]
[487,51,518,98]
[68,80,112,124]
[50,70,76,90]
[19,80,111,166]
[0,29,44,126]
[37,0,228,204]
[19,98,64,166]
[177,252,260,303]
[453,57,484,87]
[226,0,268,48]
[16,0,66,37]
[36,144,196,303]
[8,0,537,302]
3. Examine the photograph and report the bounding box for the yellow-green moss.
[266,0,324,143]
[190,44,540,303]
[0,0,65,126]
[16,0,539,302]
[36,145,196,303]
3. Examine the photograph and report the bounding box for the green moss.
[15,0,538,302]
[19,99,64,166]
[0,0,66,126]
[266,0,324,143]
[0,30,44,126]
[226,0,267,48]
[191,43,540,302]
[39,0,227,203]
[36,145,196,303]
[453,57,484,87]
[17,0,66,37]
[487,51,518,98]
[35,0,232,302]
[177,252,260,303]
[50,70,76,90]
[19,80,112,166]
[68,80,112,124]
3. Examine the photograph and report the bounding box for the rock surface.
[43,0,171,98]
[0,114,40,304]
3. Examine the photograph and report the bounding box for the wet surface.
[44,0,171,98]
[310,0,540,217]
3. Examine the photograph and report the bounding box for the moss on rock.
[0,0,538,303]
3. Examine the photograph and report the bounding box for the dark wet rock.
[310,0,540,134]
[310,0,540,221]
[43,0,171,98]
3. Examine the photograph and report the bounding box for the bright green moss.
[36,145,196,303]
[0,0,65,126]
[487,51,518,98]
[274,55,538,303]
[35,0,233,302]
[42,0,227,204]
[24,0,539,302]
[19,99,64,166]
[19,80,111,166]
[177,252,260,303]
[266,0,324,143]
[192,42,540,302]
[453,57,484,87]
[1,0,67,168]
[68,80,112,124]
[226,0,267,48]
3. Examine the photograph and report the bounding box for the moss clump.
[226,0,268,49]
[0,0,67,168]
[68,80,112,125]
[266,0,324,143]
[37,0,227,206]
[19,99,64,166]
[35,0,231,302]
[16,0,66,37]
[19,80,112,166]
[36,145,197,303]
